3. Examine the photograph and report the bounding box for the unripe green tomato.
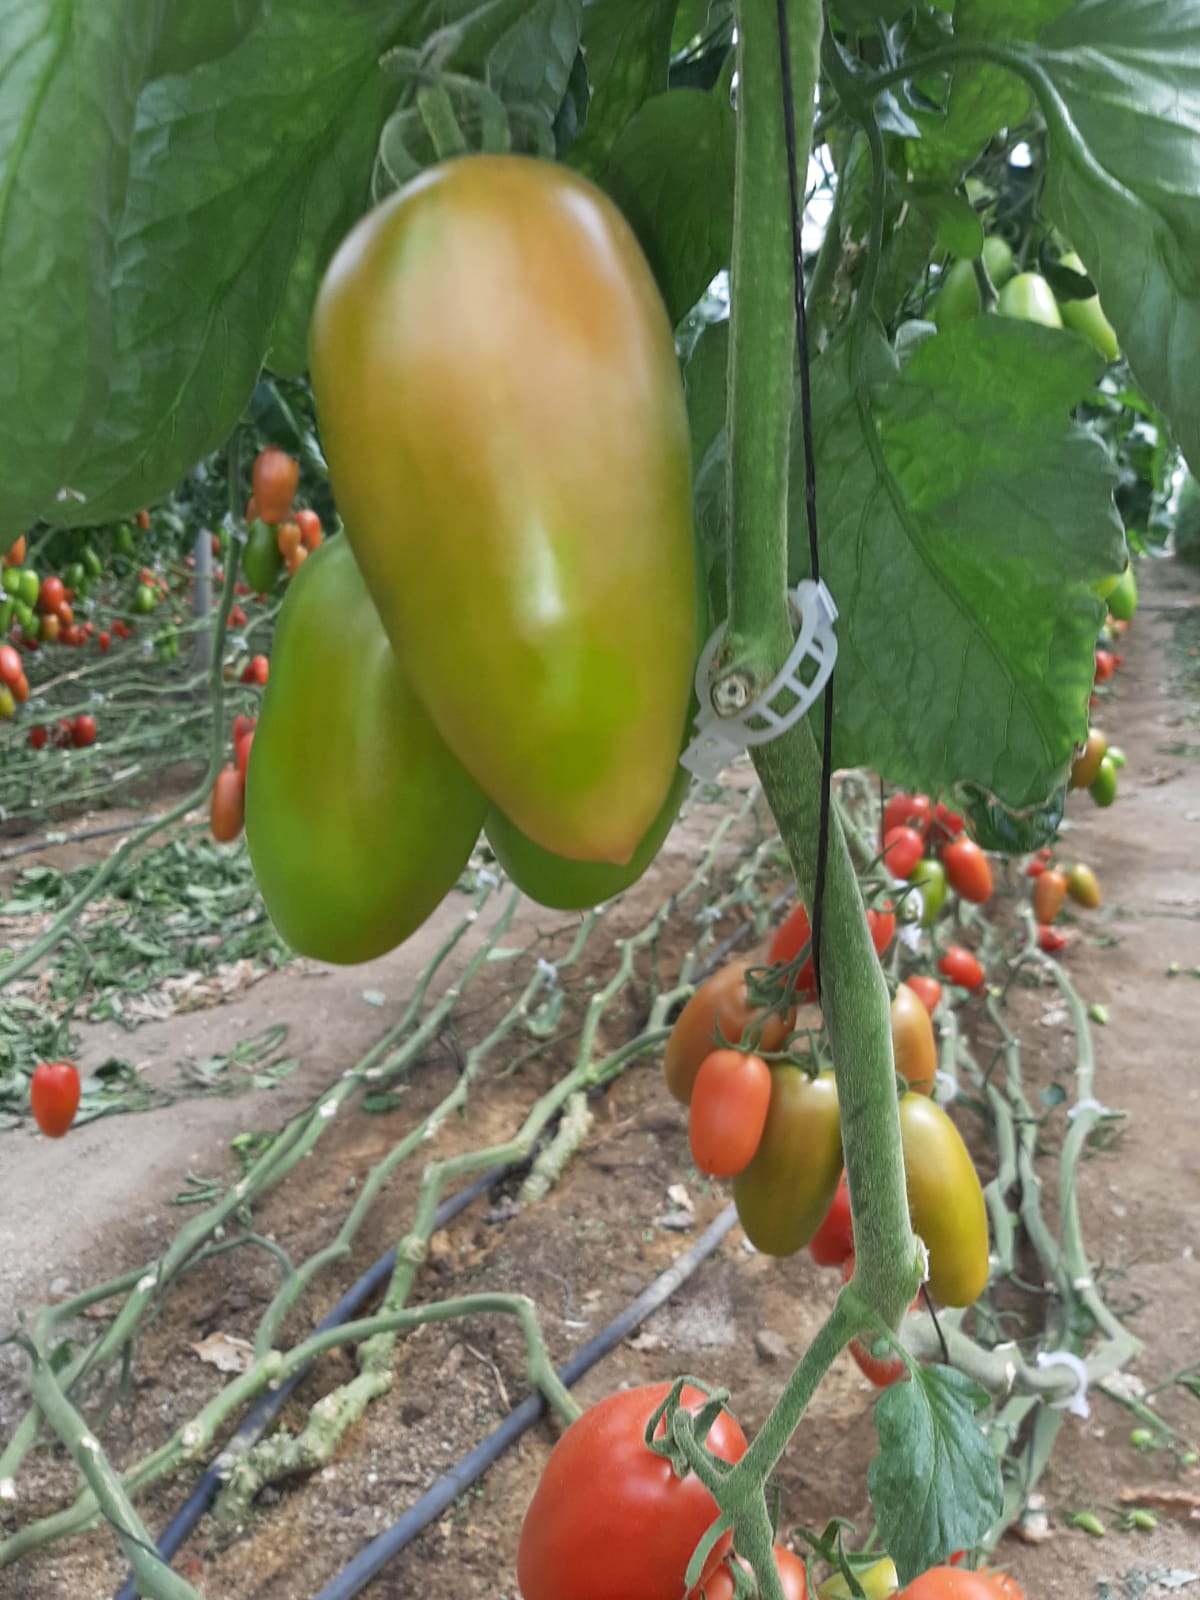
[818,1557,899,1599]
[997,272,1063,329]
[115,524,137,556]
[18,569,39,609]
[247,536,487,963]
[933,259,981,329]
[981,234,1015,287]
[1107,564,1138,621]
[64,562,85,590]
[310,154,698,867]
[486,761,690,911]
[133,583,157,613]
[1091,570,1122,601]
[21,605,39,641]
[899,1092,990,1306]
[1090,756,1118,807]
[0,683,14,718]
[0,598,12,634]
[1106,745,1126,769]
[243,518,283,594]
[82,545,103,578]
[13,599,34,633]
[908,857,947,927]
[1058,251,1120,361]
[1,568,19,597]
[733,1068,842,1256]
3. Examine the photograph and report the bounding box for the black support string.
[775,0,835,1000]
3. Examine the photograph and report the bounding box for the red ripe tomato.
[37,575,64,614]
[71,714,97,748]
[809,1171,853,1267]
[11,670,28,703]
[28,724,48,750]
[1094,648,1116,683]
[113,619,130,640]
[882,826,925,879]
[688,1050,772,1178]
[931,801,966,848]
[56,601,74,627]
[768,901,818,1003]
[229,604,248,628]
[904,975,942,1016]
[868,903,896,956]
[236,729,254,782]
[517,1382,748,1600]
[1037,847,1053,861]
[295,508,323,550]
[1032,868,1067,925]
[938,946,985,993]
[883,792,932,840]
[1024,859,1046,879]
[941,838,993,904]
[211,765,246,842]
[899,1568,1025,1600]
[98,631,111,652]
[30,1061,81,1138]
[1037,925,1068,953]
[689,1546,810,1600]
[0,643,21,686]
[241,654,269,686]
[252,446,300,526]
[232,713,256,746]
[843,1255,915,1388]
[62,624,83,647]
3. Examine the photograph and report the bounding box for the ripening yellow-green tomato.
[997,272,1063,329]
[734,1068,843,1256]
[899,1092,990,1307]
[818,1556,900,1598]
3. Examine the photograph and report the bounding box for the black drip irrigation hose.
[310,1204,738,1600]
[111,885,789,1598]
[113,1163,510,1600]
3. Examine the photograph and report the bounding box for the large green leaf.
[0,2,159,535]
[568,0,677,178]
[696,318,1125,807]
[603,84,735,324]
[1027,0,1200,474]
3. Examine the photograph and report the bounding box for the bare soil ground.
[2,560,1199,1600]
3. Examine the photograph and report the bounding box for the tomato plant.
[311,155,698,868]
[517,1383,747,1600]
[30,1061,81,1139]
[689,1050,773,1178]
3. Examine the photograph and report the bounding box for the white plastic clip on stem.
[681,580,839,781]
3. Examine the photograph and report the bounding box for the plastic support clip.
[680,580,839,780]
[1035,1349,1091,1418]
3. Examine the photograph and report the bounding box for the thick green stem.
[726,0,919,1330]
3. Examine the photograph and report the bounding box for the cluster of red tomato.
[242,447,324,592]
[517,1380,1024,1600]
[27,714,97,751]
[210,713,256,844]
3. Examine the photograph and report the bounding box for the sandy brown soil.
[2,560,1199,1600]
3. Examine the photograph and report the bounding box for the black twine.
[775,0,835,1000]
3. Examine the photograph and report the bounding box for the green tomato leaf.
[696,317,1125,808]
[908,187,984,261]
[603,84,735,324]
[0,1,158,534]
[868,1365,1004,1584]
[1027,0,1200,475]
[964,783,1066,854]
[568,0,677,179]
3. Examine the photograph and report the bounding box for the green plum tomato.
[310,155,698,867]
[933,260,981,329]
[908,858,947,927]
[733,1067,842,1256]
[981,235,1014,287]
[243,518,283,594]
[246,536,486,963]
[1058,251,1120,361]
[997,273,1063,329]
[899,1093,990,1307]
[1107,564,1138,621]
[1090,756,1118,807]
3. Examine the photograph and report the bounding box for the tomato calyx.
[643,1377,736,1477]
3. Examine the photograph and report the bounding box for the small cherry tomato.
[868,903,896,957]
[905,975,942,1016]
[884,792,932,840]
[938,946,985,992]
[236,729,254,782]
[931,801,966,848]
[893,982,937,1094]
[56,601,74,627]
[1090,756,1118,807]
[28,724,48,750]
[0,643,21,686]
[113,619,130,640]
[211,765,245,842]
[1069,728,1107,790]
[136,508,151,531]
[1032,868,1067,925]
[691,1546,811,1600]
[38,575,64,614]
[276,520,302,559]
[1094,648,1116,683]
[941,838,993,904]
[843,1254,916,1388]
[39,613,59,643]
[688,1050,772,1178]
[30,1061,81,1138]
[252,446,300,525]
[71,714,96,748]
[295,508,323,549]
[1038,926,1068,953]
[909,858,947,927]
[3,535,27,568]
[809,1171,853,1268]
[1024,859,1046,878]
[232,713,256,746]
[97,631,111,652]
[10,670,28,704]
[882,825,925,879]
[1066,863,1101,908]
[241,654,269,686]
[664,963,794,1104]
